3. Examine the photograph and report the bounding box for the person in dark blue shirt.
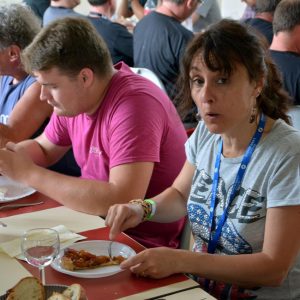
[87,0,133,66]
[270,0,300,105]
[244,0,281,45]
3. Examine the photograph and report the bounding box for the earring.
[256,91,261,98]
[249,106,257,123]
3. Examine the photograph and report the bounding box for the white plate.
[51,240,136,278]
[0,176,35,203]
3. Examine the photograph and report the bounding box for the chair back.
[288,105,300,131]
[130,67,167,93]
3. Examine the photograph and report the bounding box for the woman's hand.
[105,201,144,240]
[120,247,180,279]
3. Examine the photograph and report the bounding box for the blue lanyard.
[207,113,266,254]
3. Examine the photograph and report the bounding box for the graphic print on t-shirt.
[187,168,267,299]
[188,168,266,254]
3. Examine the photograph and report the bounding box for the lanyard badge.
[207,113,266,254]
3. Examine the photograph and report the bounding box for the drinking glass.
[21,228,60,285]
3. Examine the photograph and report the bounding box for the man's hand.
[0,142,36,182]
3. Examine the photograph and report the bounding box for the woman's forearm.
[174,250,289,287]
[150,186,187,222]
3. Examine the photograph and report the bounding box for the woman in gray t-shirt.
[106,19,300,300]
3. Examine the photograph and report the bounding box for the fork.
[108,240,113,260]
[0,201,44,210]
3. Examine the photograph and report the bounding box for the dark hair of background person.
[273,0,300,34]
[88,0,108,5]
[22,17,112,78]
[176,19,291,124]
[255,0,282,13]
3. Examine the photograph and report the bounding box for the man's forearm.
[24,168,125,216]
[14,139,51,167]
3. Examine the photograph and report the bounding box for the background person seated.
[133,0,198,126]
[270,0,300,105]
[0,3,80,177]
[43,0,84,26]
[244,0,281,45]
[87,0,134,66]
[0,3,52,148]
[0,17,187,249]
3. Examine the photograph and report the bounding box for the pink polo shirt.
[45,62,187,248]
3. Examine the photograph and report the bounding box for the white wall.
[219,0,246,19]
[74,0,90,15]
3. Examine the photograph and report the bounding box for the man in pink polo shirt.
[0,17,187,249]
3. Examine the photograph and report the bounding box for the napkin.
[0,225,86,258]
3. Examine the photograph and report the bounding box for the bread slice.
[47,293,69,300]
[6,277,45,300]
[62,284,86,300]
[47,284,86,300]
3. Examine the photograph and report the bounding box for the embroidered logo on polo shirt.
[89,146,102,156]
[0,114,9,124]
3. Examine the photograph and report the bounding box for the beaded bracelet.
[129,199,156,221]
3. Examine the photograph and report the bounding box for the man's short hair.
[0,3,40,50]
[88,0,109,5]
[255,0,281,13]
[22,17,112,78]
[273,0,300,34]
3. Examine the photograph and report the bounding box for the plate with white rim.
[0,176,35,203]
[51,240,136,278]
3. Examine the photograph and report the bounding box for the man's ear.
[186,0,198,10]
[80,68,94,87]
[8,45,21,63]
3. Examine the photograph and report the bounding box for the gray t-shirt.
[193,0,222,32]
[185,119,300,299]
[43,6,83,26]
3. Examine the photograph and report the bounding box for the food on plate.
[46,295,69,300]
[61,248,126,271]
[6,276,45,300]
[47,284,86,300]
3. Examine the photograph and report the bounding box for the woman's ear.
[255,77,264,97]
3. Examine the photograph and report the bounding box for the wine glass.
[21,228,60,285]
